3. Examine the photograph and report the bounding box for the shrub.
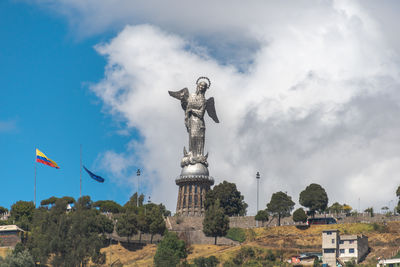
[265,250,276,262]
[193,256,219,267]
[232,246,255,265]
[225,228,246,243]
[222,260,240,267]
[345,259,356,267]
[245,229,256,241]
[0,250,35,267]
[371,223,388,233]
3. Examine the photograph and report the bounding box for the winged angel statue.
[169,77,219,167]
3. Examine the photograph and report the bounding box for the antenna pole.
[80,144,82,198]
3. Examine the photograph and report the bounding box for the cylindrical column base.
[175,175,214,216]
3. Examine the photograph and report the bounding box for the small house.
[0,225,24,248]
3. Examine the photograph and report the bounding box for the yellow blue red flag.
[36,149,60,169]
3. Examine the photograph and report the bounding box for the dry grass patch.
[0,247,11,259]
[187,244,241,264]
[100,243,157,267]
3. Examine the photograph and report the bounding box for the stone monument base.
[175,163,214,216]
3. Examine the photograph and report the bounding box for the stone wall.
[165,213,400,245]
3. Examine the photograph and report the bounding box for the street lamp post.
[137,169,141,207]
[256,172,260,227]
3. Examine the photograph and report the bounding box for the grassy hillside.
[99,221,400,266]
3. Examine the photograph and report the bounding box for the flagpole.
[80,144,82,199]
[34,148,37,208]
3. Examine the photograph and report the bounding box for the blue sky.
[2,0,400,214]
[0,1,141,209]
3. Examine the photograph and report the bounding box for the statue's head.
[196,77,210,94]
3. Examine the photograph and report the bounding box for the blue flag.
[83,166,105,183]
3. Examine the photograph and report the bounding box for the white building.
[339,234,368,263]
[377,258,400,267]
[322,230,369,266]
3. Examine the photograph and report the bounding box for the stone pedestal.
[175,163,214,216]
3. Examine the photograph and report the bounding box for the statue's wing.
[168,88,189,110]
[206,97,219,123]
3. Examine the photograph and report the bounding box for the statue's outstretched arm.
[168,88,189,110]
[206,97,219,123]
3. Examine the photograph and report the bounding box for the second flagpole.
[34,148,37,208]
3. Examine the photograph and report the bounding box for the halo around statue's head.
[196,76,211,89]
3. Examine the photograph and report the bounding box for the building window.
[340,249,345,254]
[339,240,344,244]
[326,231,332,235]
[194,195,198,206]
[349,248,354,253]
[324,249,335,253]
[349,240,354,244]
[331,239,335,244]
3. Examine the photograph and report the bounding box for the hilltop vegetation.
[97,221,400,267]
[0,193,169,266]
[1,181,400,266]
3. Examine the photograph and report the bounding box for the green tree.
[0,206,8,215]
[203,200,230,245]
[159,203,172,217]
[27,196,113,266]
[154,231,187,267]
[396,185,400,214]
[255,210,269,226]
[93,200,122,213]
[10,201,35,231]
[292,208,307,223]
[60,196,75,204]
[205,181,248,216]
[41,196,75,207]
[0,250,35,267]
[328,202,343,215]
[124,192,145,211]
[299,183,328,217]
[148,205,166,243]
[40,196,58,206]
[116,211,138,243]
[364,207,374,217]
[343,204,352,215]
[266,191,295,226]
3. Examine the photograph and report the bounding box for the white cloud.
[32,0,400,213]
[0,120,17,133]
